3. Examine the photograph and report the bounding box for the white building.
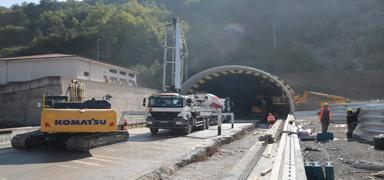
[0,54,138,86]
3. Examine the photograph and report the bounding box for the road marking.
[92,155,121,161]
[89,157,118,163]
[58,164,78,169]
[71,160,104,167]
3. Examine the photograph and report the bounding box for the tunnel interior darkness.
[182,67,292,120]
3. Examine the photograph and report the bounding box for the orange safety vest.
[267,115,276,124]
[318,107,333,122]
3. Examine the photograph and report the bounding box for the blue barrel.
[325,161,335,180]
[313,161,325,180]
[316,132,334,141]
[304,161,314,180]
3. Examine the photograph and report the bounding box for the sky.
[0,0,67,7]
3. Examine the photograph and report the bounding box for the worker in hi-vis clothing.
[317,103,332,133]
[346,107,361,138]
[267,113,276,128]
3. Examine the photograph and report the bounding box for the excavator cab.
[43,95,68,108]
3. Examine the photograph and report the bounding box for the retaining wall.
[0,77,62,127]
[0,76,158,128]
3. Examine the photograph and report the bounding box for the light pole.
[273,21,276,50]
[97,38,100,61]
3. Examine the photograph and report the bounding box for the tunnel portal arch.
[181,65,295,117]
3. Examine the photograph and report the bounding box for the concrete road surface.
[0,123,252,180]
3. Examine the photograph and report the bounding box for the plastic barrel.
[305,161,314,180]
[313,161,325,180]
[325,161,335,180]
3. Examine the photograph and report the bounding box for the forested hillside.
[155,0,384,74]
[0,0,170,87]
[0,0,383,88]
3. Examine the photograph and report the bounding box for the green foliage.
[0,0,170,65]
[0,0,173,88]
[155,0,384,73]
[133,60,162,88]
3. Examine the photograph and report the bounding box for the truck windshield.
[148,97,184,108]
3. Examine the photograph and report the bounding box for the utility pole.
[273,21,276,50]
[272,21,277,73]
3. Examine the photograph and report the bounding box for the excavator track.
[66,131,129,151]
[11,130,45,150]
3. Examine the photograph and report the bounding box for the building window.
[119,71,127,75]
[128,79,136,87]
[110,77,118,84]
[128,73,135,78]
[120,78,127,84]
[109,69,117,73]
[84,72,89,77]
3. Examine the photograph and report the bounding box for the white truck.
[143,93,211,135]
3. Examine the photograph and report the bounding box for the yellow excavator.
[11,80,129,151]
[293,90,351,106]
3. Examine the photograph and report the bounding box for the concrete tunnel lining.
[181,65,295,118]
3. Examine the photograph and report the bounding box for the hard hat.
[346,108,353,112]
[323,103,329,106]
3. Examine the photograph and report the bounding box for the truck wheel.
[150,128,159,135]
[183,123,192,135]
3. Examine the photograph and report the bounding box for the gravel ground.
[165,128,266,180]
[297,115,384,180]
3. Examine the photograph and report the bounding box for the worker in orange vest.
[317,103,333,133]
[267,113,276,128]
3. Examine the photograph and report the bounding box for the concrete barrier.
[223,119,284,180]
[269,115,307,180]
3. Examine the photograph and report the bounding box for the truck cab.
[144,93,207,135]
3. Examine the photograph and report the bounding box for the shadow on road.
[0,146,92,165]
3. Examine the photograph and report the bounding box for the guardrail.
[330,102,384,141]
[269,115,307,180]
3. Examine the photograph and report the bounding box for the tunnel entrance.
[182,66,294,120]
